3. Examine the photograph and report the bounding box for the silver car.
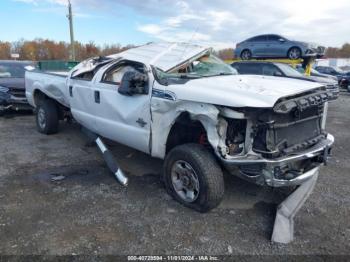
[234,34,325,60]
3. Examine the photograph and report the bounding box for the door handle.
[69,86,73,97]
[94,90,100,104]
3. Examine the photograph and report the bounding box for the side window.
[251,35,267,42]
[103,65,138,84]
[73,63,107,81]
[248,36,265,42]
[262,64,282,76]
[315,67,324,73]
[102,62,149,95]
[322,67,330,74]
[238,63,262,74]
[329,68,337,74]
[268,35,281,41]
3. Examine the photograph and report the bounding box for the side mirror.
[279,38,285,43]
[273,71,283,77]
[118,71,148,96]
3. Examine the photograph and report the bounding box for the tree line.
[0,39,349,61]
[0,39,134,61]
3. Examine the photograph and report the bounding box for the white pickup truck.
[26,42,336,242]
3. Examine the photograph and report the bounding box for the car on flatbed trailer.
[25,42,337,243]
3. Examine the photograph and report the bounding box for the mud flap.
[271,171,319,244]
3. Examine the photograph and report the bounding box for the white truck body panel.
[25,71,69,108]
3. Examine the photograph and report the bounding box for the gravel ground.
[0,94,349,256]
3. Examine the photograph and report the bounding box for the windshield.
[276,63,303,77]
[0,63,34,78]
[155,52,237,81]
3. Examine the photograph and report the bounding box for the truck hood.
[166,75,323,108]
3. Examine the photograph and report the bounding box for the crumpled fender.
[150,99,227,158]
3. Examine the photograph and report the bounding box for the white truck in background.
[25,42,337,243]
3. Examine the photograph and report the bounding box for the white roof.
[72,42,210,77]
[109,42,209,72]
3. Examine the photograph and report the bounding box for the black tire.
[287,47,302,59]
[36,99,59,134]
[240,49,252,60]
[163,143,224,213]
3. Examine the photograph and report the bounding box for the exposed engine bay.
[221,88,337,186]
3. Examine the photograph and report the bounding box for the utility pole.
[67,0,76,61]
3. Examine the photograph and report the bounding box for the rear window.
[248,35,267,42]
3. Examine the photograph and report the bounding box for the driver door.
[91,61,152,154]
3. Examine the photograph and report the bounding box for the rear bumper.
[220,133,334,187]
[0,91,31,111]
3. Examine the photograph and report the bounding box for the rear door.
[248,35,268,57]
[266,35,286,57]
[68,74,98,133]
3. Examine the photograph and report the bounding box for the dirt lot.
[0,94,349,256]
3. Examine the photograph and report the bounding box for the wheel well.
[33,89,66,120]
[287,46,301,54]
[166,112,209,154]
[33,89,50,107]
[241,49,251,55]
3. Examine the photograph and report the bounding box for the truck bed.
[25,70,70,108]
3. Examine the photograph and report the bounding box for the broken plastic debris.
[51,175,66,182]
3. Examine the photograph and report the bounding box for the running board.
[82,128,128,186]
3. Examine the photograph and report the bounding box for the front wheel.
[287,47,301,59]
[163,144,225,213]
[240,49,252,60]
[36,99,59,135]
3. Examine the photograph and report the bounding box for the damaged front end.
[218,88,337,188]
[212,88,337,243]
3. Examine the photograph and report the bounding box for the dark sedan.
[231,61,339,91]
[0,60,36,114]
[314,66,350,88]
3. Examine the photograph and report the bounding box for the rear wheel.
[163,144,224,213]
[36,99,59,134]
[287,47,301,59]
[240,49,252,60]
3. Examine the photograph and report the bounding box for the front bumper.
[220,134,334,187]
[304,46,325,57]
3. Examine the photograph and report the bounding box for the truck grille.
[253,105,324,157]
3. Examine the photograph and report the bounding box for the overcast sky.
[2,0,350,49]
